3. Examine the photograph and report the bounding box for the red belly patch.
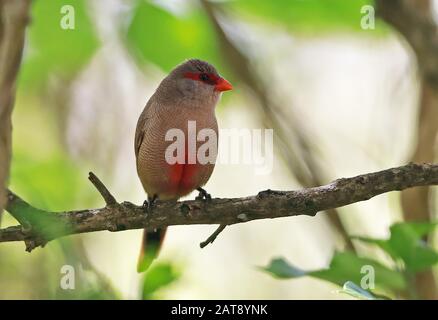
[167,139,200,196]
[169,162,200,196]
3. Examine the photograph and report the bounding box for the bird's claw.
[196,187,212,202]
[142,195,158,212]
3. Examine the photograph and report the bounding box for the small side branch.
[88,172,117,206]
[200,224,227,248]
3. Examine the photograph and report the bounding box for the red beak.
[215,78,233,92]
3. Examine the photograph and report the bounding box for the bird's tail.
[137,227,167,273]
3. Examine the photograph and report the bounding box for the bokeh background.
[0,0,437,299]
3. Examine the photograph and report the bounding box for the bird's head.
[158,59,232,106]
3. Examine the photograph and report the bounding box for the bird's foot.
[196,187,212,202]
[142,194,158,212]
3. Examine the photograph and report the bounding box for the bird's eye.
[199,73,210,82]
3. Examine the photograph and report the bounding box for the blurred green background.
[1,0,438,299]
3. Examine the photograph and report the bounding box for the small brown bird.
[135,59,232,272]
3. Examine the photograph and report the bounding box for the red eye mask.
[184,72,233,92]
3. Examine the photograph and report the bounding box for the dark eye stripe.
[199,73,217,85]
[199,73,210,82]
[184,72,218,85]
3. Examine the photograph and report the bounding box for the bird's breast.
[137,108,218,199]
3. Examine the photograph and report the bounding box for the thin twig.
[200,224,227,248]
[88,171,118,206]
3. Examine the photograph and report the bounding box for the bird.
[135,59,232,272]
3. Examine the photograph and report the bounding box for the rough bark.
[0,163,436,253]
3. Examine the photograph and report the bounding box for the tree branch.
[0,0,31,219]
[0,163,437,251]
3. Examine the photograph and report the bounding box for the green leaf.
[261,257,307,279]
[391,221,437,240]
[19,0,99,89]
[339,281,379,300]
[351,236,399,260]
[354,222,438,272]
[226,0,377,33]
[142,263,180,300]
[262,252,406,292]
[125,1,220,72]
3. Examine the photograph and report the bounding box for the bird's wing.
[134,99,155,159]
